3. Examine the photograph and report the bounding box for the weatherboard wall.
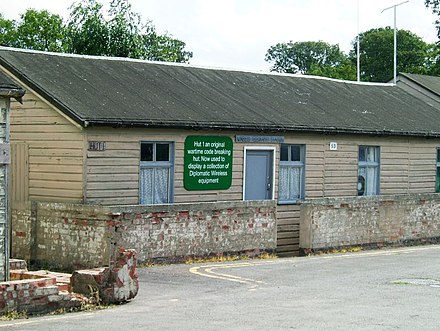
[84,129,439,205]
[84,128,279,205]
[5,86,440,209]
[80,129,440,205]
[10,90,85,204]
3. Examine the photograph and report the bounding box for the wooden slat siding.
[86,140,140,204]
[323,141,357,197]
[380,142,409,194]
[10,143,29,204]
[305,142,325,198]
[10,91,84,203]
[408,141,437,194]
[85,129,284,205]
[276,204,300,257]
[84,128,440,204]
[30,172,83,182]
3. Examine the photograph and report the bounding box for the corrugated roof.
[0,47,439,137]
[399,73,440,97]
[0,71,25,101]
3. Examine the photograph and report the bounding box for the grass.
[0,310,28,321]
[185,252,278,265]
[315,246,363,255]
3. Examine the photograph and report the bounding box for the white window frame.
[242,146,276,201]
[139,141,174,204]
[278,144,305,204]
[358,145,380,196]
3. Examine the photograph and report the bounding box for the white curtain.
[279,166,301,201]
[140,167,169,204]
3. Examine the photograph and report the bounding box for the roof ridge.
[0,46,393,87]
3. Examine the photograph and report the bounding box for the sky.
[2,0,439,72]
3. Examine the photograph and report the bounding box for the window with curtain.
[278,144,305,203]
[358,146,380,196]
[139,142,174,204]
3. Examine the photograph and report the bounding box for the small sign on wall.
[329,142,338,151]
[88,141,106,151]
[184,136,233,190]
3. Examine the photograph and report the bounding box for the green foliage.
[426,0,440,40]
[66,0,192,62]
[265,25,438,82]
[144,33,193,62]
[265,41,356,80]
[350,27,435,82]
[0,0,192,63]
[0,10,65,52]
[66,0,109,55]
[308,60,357,81]
[0,14,17,46]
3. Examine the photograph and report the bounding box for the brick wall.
[300,194,440,252]
[12,200,276,270]
[0,275,81,314]
[11,202,32,261]
[115,200,277,262]
[29,203,116,271]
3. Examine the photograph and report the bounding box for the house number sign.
[184,136,233,190]
[88,141,106,151]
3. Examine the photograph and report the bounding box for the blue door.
[244,150,273,200]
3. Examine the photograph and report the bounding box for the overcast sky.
[2,0,438,71]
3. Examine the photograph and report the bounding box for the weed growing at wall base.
[0,310,28,320]
[184,252,278,265]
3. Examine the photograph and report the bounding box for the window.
[139,142,174,204]
[358,146,380,196]
[278,144,305,203]
[436,149,440,193]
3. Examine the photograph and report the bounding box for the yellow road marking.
[204,267,266,284]
[189,259,295,287]
[188,245,440,286]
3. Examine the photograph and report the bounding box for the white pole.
[381,0,409,84]
[357,0,360,82]
[393,6,397,84]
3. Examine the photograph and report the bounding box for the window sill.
[277,200,303,205]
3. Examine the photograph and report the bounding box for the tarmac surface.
[2,244,440,330]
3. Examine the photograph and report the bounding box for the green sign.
[184,136,233,190]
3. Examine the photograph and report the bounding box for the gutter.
[83,118,440,139]
[0,87,26,103]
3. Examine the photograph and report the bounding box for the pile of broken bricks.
[0,248,139,316]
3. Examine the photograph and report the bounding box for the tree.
[265,41,356,80]
[142,33,193,63]
[66,0,109,55]
[308,60,356,81]
[0,14,17,46]
[66,0,193,62]
[0,0,192,63]
[350,27,435,82]
[0,10,65,52]
[425,0,440,40]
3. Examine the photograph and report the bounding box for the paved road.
[2,245,440,330]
